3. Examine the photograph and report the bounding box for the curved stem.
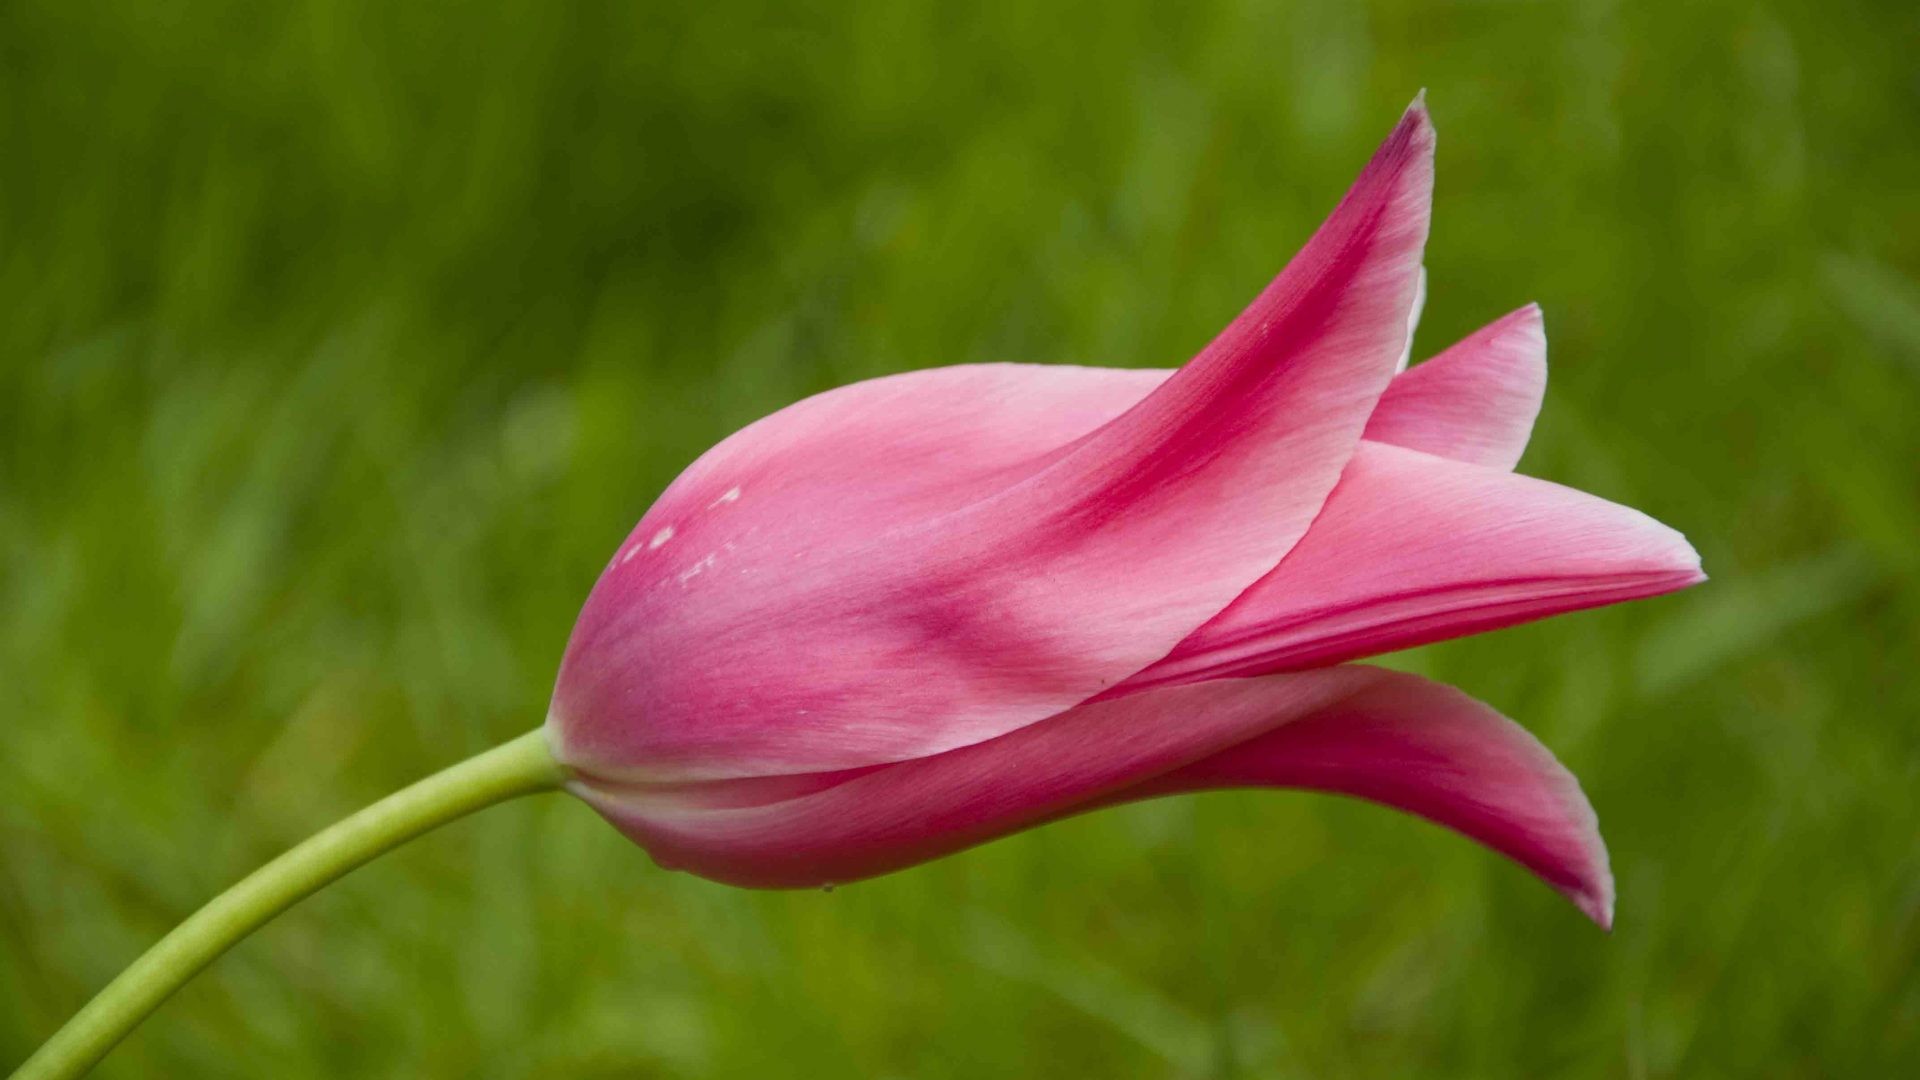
[10,728,567,1080]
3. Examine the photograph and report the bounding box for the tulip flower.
[546,97,1699,924]
[13,97,1701,1080]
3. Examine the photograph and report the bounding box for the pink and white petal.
[553,101,1435,781]
[1121,441,1703,693]
[571,667,1395,888]
[1118,668,1614,926]
[1364,304,1547,470]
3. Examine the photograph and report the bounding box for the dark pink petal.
[1121,441,1703,693]
[1365,304,1547,470]
[1120,669,1615,926]
[552,101,1435,781]
[574,666,1614,925]
[570,667,1395,886]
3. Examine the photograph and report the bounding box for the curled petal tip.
[1561,838,1615,930]
[1546,769,1616,931]
[1583,885,1617,933]
[1112,668,1619,927]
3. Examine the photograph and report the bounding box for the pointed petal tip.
[1537,736,1614,931]
[1395,93,1436,149]
[1561,789,1615,931]
[1362,306,1549,470]
[1636,561,1707,614]
[1567,856,1616,930]
[1480,302,1548,366]
[1625,506,1706,592]
[1404,92,1435,144]
[1508,302,1546,336]
[1666,534,1709,584]
[1462,304,1545,359]
[1355,95,1435,191]
[1585,887,1617,932]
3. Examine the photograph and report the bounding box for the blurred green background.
[3,0,1916,1075]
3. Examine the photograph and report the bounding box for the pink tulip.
[21,97,1721,1080]
[545,98,1702,929]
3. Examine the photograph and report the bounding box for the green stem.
[10,728,566,1080]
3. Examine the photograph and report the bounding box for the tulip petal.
[1121,669,1614,926]
[554,101,1434,780]
[549,364,1162,779]
[1365,304,1547,470]
[621,363,1171,555]
[572,667,1394,886]
[577,666,1613,925]
[1121,441,1703,692]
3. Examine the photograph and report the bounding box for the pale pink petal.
[552,101,1435,781]
[1120,669,1614,926]
[1365,304,1547,470]
[1121,441,1703,693]
[626,363,1168,550]
[548,364,1160,780]
[570,667,1394,886]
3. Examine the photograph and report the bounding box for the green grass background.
[3,0,1916,1075]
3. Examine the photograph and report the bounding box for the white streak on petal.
[1395,265,1427,374]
